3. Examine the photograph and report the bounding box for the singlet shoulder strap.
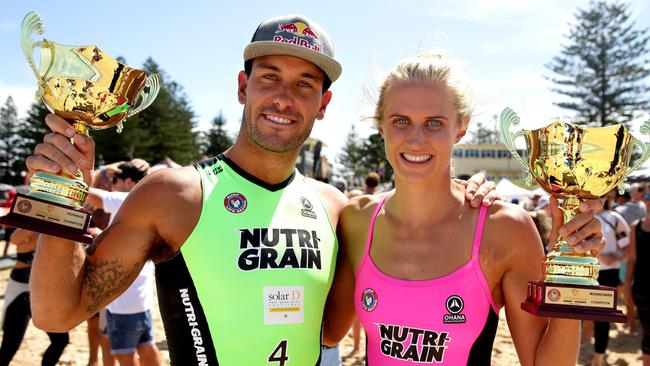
[471,205,489,260]
[364,196,387,256]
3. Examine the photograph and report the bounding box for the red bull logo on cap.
[274,22,321,53]
[275,22,319,40]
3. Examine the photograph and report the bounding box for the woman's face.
[379,81,467,183]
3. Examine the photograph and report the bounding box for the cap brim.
[244,41,342,82]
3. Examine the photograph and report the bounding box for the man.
[615,183,647,226]
[27,14,495,365]
[86,163,162,366]
[363,172,380,195]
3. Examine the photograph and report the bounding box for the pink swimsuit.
[355,200,499,365]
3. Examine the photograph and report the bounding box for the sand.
[0,242,643,365]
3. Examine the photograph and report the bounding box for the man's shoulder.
[120,166,202,221]
[132,166,201,196]
[306,178,348,210]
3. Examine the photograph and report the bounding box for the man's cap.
[244,14,342,82]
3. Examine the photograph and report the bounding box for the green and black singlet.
[155,154,338,365]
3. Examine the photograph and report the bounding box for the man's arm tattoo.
[83,258,141,314]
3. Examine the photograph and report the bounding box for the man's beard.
[242,106,313,153]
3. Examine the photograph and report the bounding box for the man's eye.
[298,81,314,88]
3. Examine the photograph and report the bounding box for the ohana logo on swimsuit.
[224,193,247,213]
[443,295,466,324]
[361,288,378,312]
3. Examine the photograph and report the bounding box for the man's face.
[111,176,133,192]
[237,55,332,153]
[632,184,644,201]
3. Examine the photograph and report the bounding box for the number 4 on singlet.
[268,339,289,365]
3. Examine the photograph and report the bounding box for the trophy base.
[0,193,93,244]
[521,281,626,323]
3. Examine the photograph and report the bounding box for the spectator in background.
[592,197,631,366]
[85,162,162,366]
[0,229,69,366]
[363,172,380,195]
[616,183,647,226]
[85,164,118,366]
[626,191,650,366]
[331,176,347,194]
[1,185,18,257]
[615,184,647,302]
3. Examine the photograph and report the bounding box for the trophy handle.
[620,120,650,193]
[498,107,533,184]
[20,12,54,95]
[126,74,160,118]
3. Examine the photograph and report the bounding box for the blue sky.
[1,0,649,161]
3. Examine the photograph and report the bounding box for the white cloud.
[0,81,37,118]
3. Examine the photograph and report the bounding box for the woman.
[625,190,650,366]
[323,53,604,365]
[0,228,69,366]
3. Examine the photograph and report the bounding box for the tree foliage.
[338,125,366,177]
[92,58,200,165]
[0,97,22,184]
[200,112,233,157]
[360,133,392,182]
[469,115,501,144]
[546,1,650,127]
[338,125,393,184]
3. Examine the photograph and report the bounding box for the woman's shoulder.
[339,193,388,241]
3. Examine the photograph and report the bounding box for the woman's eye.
[394,118,409,125]
[428,120,442,127]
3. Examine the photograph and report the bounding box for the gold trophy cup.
[0,12,160,243]
[499,107,650,322]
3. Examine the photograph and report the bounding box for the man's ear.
[129,178,139,188]
[316,91,333,120]
[237,71,248,105]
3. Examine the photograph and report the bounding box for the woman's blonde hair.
[374,52,473,128]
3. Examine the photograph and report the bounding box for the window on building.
[481,149,496,158]
[497,150,511,158]
[464,149,479,158]
[452,149,463,158]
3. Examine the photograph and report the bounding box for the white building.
[452,143,528,182]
